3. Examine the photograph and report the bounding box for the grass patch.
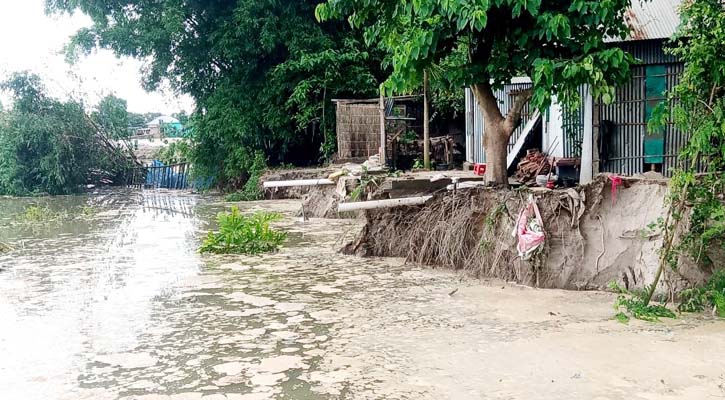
[199,206,286,255]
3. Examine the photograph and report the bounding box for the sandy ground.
[321,279,725,399]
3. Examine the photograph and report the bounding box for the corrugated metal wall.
[596,63,685,176]
[561,85,588,157]
[465,81,535,164]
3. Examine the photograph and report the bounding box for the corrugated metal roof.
[618,0,683,41]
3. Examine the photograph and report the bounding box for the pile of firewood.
[514,149,551,185]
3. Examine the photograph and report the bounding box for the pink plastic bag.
[512,196,546,260]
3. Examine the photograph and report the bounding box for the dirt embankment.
[343,175,712,292]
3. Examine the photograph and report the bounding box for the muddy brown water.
[1,190,724,400]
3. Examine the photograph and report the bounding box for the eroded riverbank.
[1,190,723,400]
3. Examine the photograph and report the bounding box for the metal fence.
[128,163,191,189]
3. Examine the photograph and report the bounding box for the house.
[465,0,684,182]
[130,115,185,138]
[146,115,182,138]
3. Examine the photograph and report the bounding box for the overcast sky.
[0,1,194,114]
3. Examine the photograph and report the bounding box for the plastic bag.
[512,195,546,260]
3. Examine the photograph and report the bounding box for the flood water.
[2,190,724,400]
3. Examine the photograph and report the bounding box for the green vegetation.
[153,140,193,166]
[678,270,725,317]
[92,94,129,139]
[47,0,387,190]
[610,268,725,323]
[0,73,132,196]
[609,282,676,323]
[636,0,725,310]
[224,152,267,202]
[21,205,59,223]
[16,203,97,224]
[199,206,286,255]
[317,0,635,184]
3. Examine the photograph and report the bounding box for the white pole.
[338,195,433,212]
[580,85,594,183]
[263,179,335,188]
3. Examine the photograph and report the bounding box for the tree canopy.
[317,0,637,183]
[92,94,129,139]
[47,0,386,188]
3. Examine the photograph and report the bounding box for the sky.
[0,1,194,114]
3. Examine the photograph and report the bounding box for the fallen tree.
[0,72,137,195]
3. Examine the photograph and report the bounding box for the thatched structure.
[335,100,380,162]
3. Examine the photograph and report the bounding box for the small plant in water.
[80,205,96,216]
[199,206,286,255]
[21,205,56,223]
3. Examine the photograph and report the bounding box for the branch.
[471,82,503,123]
[709,84,718,106]
[503,89,533,135]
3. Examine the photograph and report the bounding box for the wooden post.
[379,91,386,165]
[423,70,431,170]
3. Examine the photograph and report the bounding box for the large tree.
[47,0,385,187]
[93,94,129,139]
[317,0,636,184]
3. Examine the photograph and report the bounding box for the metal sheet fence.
[596,63,686,176]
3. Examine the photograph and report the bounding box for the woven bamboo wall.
[336,102,380,160]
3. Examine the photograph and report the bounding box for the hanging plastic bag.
[512,195,546,260]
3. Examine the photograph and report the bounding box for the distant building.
[130,115,185,138]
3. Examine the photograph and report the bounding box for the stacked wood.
[514,149,551,185]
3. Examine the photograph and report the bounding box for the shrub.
[678,269,725,317]
[199,206,286,255]
[224,152,266,202]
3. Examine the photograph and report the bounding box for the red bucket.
[473,163,487,176]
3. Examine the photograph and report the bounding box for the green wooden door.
[644,65,666,164]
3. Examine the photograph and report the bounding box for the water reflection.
[0,191,207,399]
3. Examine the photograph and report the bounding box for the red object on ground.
[473,163,487,176]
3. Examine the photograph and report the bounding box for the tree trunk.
[471,81,533,186]
[484,122,510,185]
[472,82,508,185]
